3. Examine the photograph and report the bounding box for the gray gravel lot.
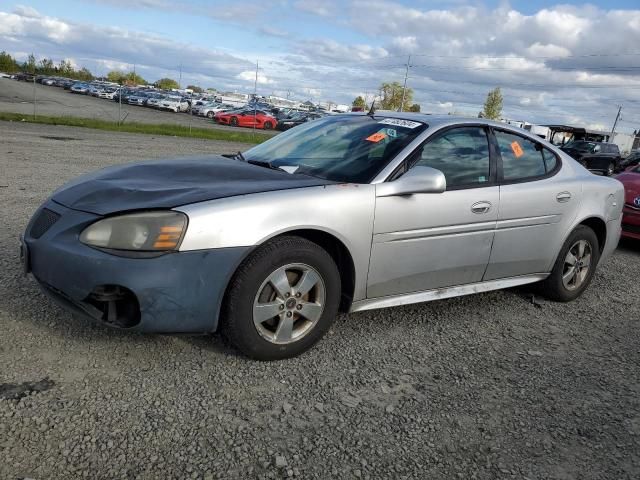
[1,121,639,480]
[0,77,277,135]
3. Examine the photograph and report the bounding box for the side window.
[494,130,546,180]
[414,127,491,188]
[542,149,558,172]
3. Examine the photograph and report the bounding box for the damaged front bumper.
[22,201,249,333]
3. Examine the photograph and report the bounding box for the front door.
[367,126,499,298]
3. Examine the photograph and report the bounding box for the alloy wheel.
[253,263,326,345]
[562,240,593,291]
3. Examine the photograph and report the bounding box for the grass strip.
[0,112,271,144]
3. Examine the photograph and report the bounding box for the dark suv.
[561,141,622,176]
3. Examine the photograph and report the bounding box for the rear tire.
[221,236,341,360]
[538,225,600,302]
[606,162,615,176]
[206,111,214,118]
[263,121,273,130]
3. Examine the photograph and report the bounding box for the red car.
[617,165,640,240]
[216,110,277,130]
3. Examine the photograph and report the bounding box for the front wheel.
[206,111,214,118]
[263,121,273,130]
[221,236,341,360]
[230,117,238,126]
[538,225,600,302]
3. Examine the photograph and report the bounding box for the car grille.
[622,223,640,234]
[30,208,60,239]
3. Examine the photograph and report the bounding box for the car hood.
[616,172,640,203]
[51,156,334,216]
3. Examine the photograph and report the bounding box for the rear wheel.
[539,225,600,302]
[263,121,273,130]
[221,236,341,360]
[206,111,215,118]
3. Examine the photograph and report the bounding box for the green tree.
[408,103,421,112]
[39,57,55,74]
[352,95,366,109]
[186,85,203,93]
[24,53,37,73]
[379,81,414,111]
[481,87,503,120]
[0,51,20,73]
[107,70,125,83]
[155,77,179,90]
[76,67,94,81]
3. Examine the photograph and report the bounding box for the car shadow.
[618,237,640,254]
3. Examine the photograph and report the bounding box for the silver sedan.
[22,113,624,359]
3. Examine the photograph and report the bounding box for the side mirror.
[594,145,601,153]
[376,166,447,197]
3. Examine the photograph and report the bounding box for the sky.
[1,0,640,133]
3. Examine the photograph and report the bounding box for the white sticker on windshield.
[378,118,422,129]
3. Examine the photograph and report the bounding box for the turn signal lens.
[80,211,187,252]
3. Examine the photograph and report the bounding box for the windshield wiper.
[247,159,289,173]
[221,151,246,162]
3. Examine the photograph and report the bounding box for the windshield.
[564,141,597,152]
[243,115,428,183]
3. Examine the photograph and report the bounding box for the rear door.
[484,129,582,280]
[367,126,499,298]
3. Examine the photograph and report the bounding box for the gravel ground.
[0,78,277,135]
[1,120,640,480]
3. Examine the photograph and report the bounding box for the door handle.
[471,201,492,214]
[556,192,572,203]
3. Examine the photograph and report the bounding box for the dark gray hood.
[51,156,333,215]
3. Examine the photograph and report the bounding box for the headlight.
[80,211,187,252]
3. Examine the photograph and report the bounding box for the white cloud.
[237,70,273,84]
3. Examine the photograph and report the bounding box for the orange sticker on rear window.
[511,141,524,158]
[366,132,387,143]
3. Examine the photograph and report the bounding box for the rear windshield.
[244,115,427,183]
[563,141,597,152]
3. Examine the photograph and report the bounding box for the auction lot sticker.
[378,118,423,129]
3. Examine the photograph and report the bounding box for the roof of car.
[343,111,512,129]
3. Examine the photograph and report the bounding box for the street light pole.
[399,54,411,112]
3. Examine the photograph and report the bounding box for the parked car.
[70,83,90,94]
[41,78,56,86]
[276,112,324,131]
[216,110,277,129]
[21,114,623,360]
[127,93,149,106]
[158,96,189,113]
[561,141,622,176]
[98,88,119,100]
[145,94,166,109]
[88,85,103,96]
[618,151,640,172]
[197,103,234,118]
[616,165,640,241]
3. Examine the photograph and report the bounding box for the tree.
[379,81,414,111]
[0,51,20,73]
[408,103,421,112]
[155,77,179,90]
[39,58,55,74]
[352,96,366,109]
[24,53,37,73]
[76,67,94,81]
[186,85,203,93]
[481,87,503,120]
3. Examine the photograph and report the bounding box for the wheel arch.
[577,216,607,254]
[221,228,357,316]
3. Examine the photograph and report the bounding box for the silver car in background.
[22,113,624,360]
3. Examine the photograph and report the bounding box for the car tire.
[221,235,341,360]
[263,121,273,130]
[206,111,214,118]
[538,225,600,302]
[606,162,615,176]
[230,117,238,127]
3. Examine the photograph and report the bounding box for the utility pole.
[32,75,36,119]
[253,60,258,136]
[178,63,182,89]
[399,54,411,112]
[611,105,622,138]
